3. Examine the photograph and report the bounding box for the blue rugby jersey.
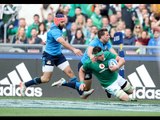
[81,38,112,64]
[44,23,63,56]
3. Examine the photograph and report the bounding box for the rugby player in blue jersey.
[20,13,94,98]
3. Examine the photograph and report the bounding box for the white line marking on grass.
[0,99,160,112]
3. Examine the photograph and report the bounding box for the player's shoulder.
[50,24,60,31]
[89,38,99,45]
[84,58,92,65]
[104,50,110,55]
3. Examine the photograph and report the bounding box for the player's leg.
[51,61,80,90]
[57,57,94,98]
[105,77,133,101]
[52,54,83,95]
[20,52,54,96]
[52,57,94,99]
[58,64,94,99]
[117,74,134,95]
[25,52,54,86]
[121,81,134,95]
[106,84,130,101]
[63,65,83,92]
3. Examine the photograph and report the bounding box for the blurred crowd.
[0,4,160,55]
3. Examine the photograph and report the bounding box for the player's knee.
[123,81,134,94]
[115,89,130,101]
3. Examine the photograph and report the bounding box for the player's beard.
[58,24,65,30]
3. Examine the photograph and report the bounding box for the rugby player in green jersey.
[79,46,135,101]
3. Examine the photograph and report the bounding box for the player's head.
[54,13,66,30]
[93,46,104,61]
[98,28,110,43]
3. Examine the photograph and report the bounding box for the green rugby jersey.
[83,51,118,88]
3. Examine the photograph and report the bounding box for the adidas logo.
[128,64,160,99]
[0,62,42,97]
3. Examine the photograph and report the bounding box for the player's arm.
[109,56,125,72]
[107,41,118,55]
[116,56,125,69]
[57,37,83,56]
[109,48,118,55]
[87,46,96,62]
[79,66,86,91]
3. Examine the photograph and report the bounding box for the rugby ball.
[108,59,118,67]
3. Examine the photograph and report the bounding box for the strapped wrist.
[80,81,85,84]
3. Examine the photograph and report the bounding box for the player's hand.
[79,83,86,91]
[90,54,96,62]
[109,65,119,71]
[73,48,83,56]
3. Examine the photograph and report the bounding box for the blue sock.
[62,77,83,95]
[24,77,41,87]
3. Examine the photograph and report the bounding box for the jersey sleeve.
[50,28,63,41]
[82,61,91,71]
[89,39,98,47]
[107,41,112,50]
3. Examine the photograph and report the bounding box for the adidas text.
[133,87,160,99]
[0,85,42,97]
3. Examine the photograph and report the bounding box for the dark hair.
[93,46,102,54]
[55,13,65,18]
[34,14,39,18]
[76,7,81,10]
[98,28,108,39]
[75,28,84,39]
[56,9,64,15]
[38,22,47,35]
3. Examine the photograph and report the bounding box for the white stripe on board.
[128,72,143,87]
[136,64,155,87]
[0,77,10,85]
[8,70,21,85]
[16,62,32,82]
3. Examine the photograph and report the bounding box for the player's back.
[45,23,63,56]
